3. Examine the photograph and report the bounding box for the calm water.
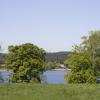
[0,70,12,83]
[42,70,67,84]
[0,69,67,84]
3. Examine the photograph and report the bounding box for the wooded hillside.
[45,52,70,63]
[0,53,7,64]
[0,51,70,65]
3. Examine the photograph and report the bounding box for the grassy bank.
[0,84,100,100]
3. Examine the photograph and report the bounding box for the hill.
[0,51,70,66]
[45,51,70,63]
[0,53,7,64]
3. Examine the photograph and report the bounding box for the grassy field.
[0,84,100,100]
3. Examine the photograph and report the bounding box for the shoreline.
[51,68,71,71]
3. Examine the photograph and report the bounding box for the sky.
[0,0,100,52]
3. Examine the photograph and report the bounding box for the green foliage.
[44,61,58,70]
[65,31,100,83]
[5,43,46,83]
[46,52,70,63]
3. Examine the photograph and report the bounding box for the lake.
[0,70,12,83]
[41,69,67,84]
[0,69,67,84]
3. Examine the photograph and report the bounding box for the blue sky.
[0,0,100,52]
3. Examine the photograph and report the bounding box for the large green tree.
[65,31,100,83]
[5,43,46,83]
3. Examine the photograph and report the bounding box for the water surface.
[0,69,67,84]
[42,69,67,84]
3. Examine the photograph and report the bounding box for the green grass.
[0,83,100,100]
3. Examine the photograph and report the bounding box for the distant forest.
[0,53,7,64]
[0,51,70,65]
[45,52,70,63]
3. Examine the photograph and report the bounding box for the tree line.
[45,52,70,63]
[0,52,70,65]
[0,30,100,83]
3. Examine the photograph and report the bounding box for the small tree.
[5,43,46,83]
[44,61,58,70]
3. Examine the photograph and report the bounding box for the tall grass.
[0,83,100,100]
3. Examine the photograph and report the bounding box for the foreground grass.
[0,84,100,100]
